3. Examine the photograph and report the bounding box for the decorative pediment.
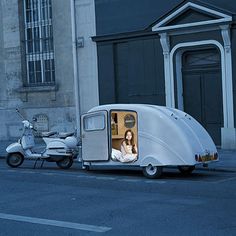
[152,1,232,32]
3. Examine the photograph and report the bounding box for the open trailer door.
[81,111,109,161]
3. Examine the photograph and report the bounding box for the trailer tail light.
[195,155,202,162]
[213,152,218,160]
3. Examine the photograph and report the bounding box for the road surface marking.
[41,172,55,176]
[119,178,141,182]
[0,213,111,233]
[213,176,236,183]
[21,171,35,174]
[145,180,166,184]
[0,169,17,173]
[95,176,116,180]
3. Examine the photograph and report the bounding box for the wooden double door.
[182,49,223,146]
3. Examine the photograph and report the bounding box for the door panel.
[202,71,223,146]
[182,49,222,146]
[203,71,223,124]
[183,73,202,124]
[81,111,109,161]
[183,70,223,146]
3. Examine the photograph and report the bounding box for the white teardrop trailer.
[80,104,218,178]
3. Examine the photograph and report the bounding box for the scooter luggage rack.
[41,131,58,137]
[58,132,75,138]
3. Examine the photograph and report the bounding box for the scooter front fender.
[6,142,24,156]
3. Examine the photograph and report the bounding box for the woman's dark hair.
[124,129,136,153]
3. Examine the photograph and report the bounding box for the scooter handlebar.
[16,109,37,131]
[22,120,36,130]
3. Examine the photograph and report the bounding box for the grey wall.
[52,0,75,108]
[95,0,181,35]
[0,0,77,140]
[171,30,223,48]
[95,0,236,36]
[0,2,4,102]
[0,0,23,140]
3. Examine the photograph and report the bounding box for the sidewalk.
[0,140,235,172]
[198,149,236,172]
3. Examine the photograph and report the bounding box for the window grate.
[23,0,55,85]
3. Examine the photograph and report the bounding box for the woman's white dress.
[119,144,137,162]
[111,144,137,163]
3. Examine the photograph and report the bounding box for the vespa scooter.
[6,109,78,169]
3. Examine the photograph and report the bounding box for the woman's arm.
[122,141,132,154]
[134,144,138,154]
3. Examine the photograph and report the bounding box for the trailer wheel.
[178,165,195,175]
[6,153,24,168]
[142,165,163,179]
[84,165,90,171]
[56,156,73,169]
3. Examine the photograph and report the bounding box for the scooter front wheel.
[56,156,73,169]
[6,153,24,168]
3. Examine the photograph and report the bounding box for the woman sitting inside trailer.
[111,130,138,163]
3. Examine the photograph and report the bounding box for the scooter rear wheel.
[6,153,24,168]
[56,156,73,169]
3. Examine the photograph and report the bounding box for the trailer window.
[84,114,105,131]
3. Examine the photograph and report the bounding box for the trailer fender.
[140,156,162,167]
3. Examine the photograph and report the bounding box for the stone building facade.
[0,0,98,141]
[1,0,236,149]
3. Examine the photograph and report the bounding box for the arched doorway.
[181,48,223,146]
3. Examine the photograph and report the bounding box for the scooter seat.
[41,131,58,137]
[58,132,74,138]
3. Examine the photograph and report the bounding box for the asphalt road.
[0,159,236,236]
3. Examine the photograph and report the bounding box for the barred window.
[23,0,55,85]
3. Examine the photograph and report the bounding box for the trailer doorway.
[111,110,138,163]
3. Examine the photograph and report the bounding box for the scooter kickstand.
[33,158,44,169]
[33,158,39,169]
[40,159,45,168]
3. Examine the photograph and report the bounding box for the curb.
[196,167,236,173]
